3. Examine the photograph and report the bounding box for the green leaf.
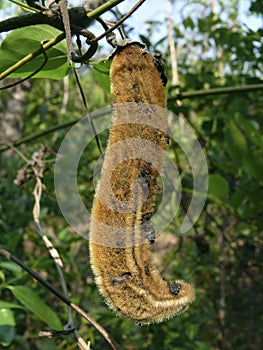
[0,301,24,309]
[92,59,111,94]
[234,115,263,148]
[0,25,69,79]
[0,270,5,283]
[183,17,195,30]
[186,323,199,340]
[0,309,15,347]
[11,335,30,350]
[0,261,22,274]
[208,174,229,201]
[198,18,211,34]
[230,187,246,209]
[35,338,58,350]
[195,341,211,350]
[139,34,151,48]
[224,120,247,168]
[244,149,263,182]
[0,309,15,327]
[8,286,62,330]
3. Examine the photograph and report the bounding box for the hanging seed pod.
[89,43,195,324]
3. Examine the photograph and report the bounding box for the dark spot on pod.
[111,277,124,285]
[138,178,150,196]
[142,212,153,222]
[138,167,152,199]
[116,241,125,253]
[133,83,139,89]
[111,272,132,285]
[123,271,132,277]
[144,265,151,276]
[139,168,151,186]
[169,282,181,295]
[153,53,167,86]
[142,221,156,244]
[165,127,171,144]
[156,131,165,140]
[116,247,124,254]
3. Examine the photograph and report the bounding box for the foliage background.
[0,0,262,349]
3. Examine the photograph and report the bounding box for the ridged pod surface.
[89,44,195,324]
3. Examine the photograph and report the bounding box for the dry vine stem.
[89,43,195,324]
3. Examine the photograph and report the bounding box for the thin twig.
[89,0,147,44]
[59,0,73,64]
[85,0,125,19]
[29,147,76,334]
[8,0,40,13]
[73,68,104,155]
[0,249,122,350]
[165,0,178,86]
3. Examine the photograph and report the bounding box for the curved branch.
[0,0,125,33]
[170,83,263,100]
[0,7,89,33]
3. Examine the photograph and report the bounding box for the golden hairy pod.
[89,43,195,324]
